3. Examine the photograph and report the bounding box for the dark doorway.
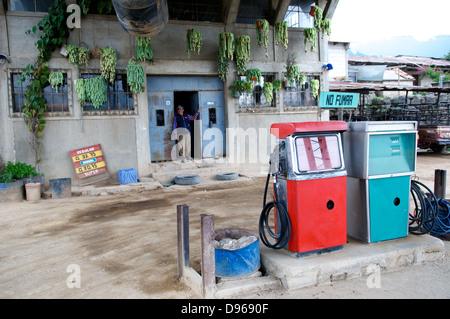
[173,91,199,159]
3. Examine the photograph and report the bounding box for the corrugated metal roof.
[330,81,450,93]
[348,55,450,68]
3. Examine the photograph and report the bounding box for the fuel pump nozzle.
[259,143,291,250]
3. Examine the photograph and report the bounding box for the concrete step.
[151,160,239,184]
[214,274,282,299]
[260,234,445,291]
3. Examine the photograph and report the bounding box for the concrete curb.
[260,234,445,291]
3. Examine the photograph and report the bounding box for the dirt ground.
[0,150,449,299]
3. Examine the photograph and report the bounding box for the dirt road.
[0,151,449,299]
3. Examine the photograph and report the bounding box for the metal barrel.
[111,0,168,37]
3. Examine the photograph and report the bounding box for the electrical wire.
[259,173,291,250]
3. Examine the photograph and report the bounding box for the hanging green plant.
[66,45,90,68]
[78,0,91,15]
[229,79,246,97]
[26,0,71,63]
[320,19,332,38]
[286,65,301,86]
[18,63,49,137]
[99,47,117,84]
[274,21,288,50]
[229,79,253,97]
[75,78,87,106]
[49,72,64,93]
[298,75,307,86]
[256,19,269,57]
[218,32,235,61]
[310,79,320,99]
[126,60,145,94]
[186,29,202,59]
[304,28,317,52]
[218,32,234,82]
[17,63,49,168]
[272,80,282,93]
[218,53,229,82]
[263,82,274,104]
[136,37,154,64]
[235,35,251,76]
[313,5,323,29]
[75,76,108,108]
[245,68,262,83]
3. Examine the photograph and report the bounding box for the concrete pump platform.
[258,234,445,291]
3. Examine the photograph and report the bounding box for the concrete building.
[0,0,340,186]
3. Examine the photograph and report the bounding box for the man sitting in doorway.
[173,105,199,162]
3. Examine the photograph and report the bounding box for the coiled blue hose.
[409,179,450,236]
[430,199,450,236]
[409,180,437,235]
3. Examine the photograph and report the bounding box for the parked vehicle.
[418,126,450,153]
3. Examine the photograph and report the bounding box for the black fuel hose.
[409,179,438,235]
[259,173,291,249]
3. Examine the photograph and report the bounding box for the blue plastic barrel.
[214,229,261,278]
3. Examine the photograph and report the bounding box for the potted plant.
[311,5,323,29]
[304,28,317,52]
[285,51,301,86]
[218,32,234,82]
[0,161,44,202]
[99,47,117,84]
[229,79,254,97]
[320,19,332,38]
[75,76,108,109]
[65,44,90,68]
[229,80,245,97]
[256,19,269,57]
[310,79,320,99]
[186,29,202,59]
[136,36,154,64]
[235,35,251,76]
[263,82,274,104]
[49,72,64,93]
[272,79,282,92]
[245,68,262,83]
[126,59,145,94]
[274,21,288,50]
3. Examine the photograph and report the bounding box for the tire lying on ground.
[216,172,238,181]
[174,174,200,185]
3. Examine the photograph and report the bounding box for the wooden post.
[200,214,215,298]
[177,204,190,278]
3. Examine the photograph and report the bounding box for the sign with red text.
[69,144,108,180]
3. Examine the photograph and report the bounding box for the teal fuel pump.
[343,121,417,243]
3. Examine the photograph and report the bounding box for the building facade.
[0,0,339,184]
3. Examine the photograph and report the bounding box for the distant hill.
[349,35,450,59]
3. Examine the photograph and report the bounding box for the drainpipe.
[111,0,169,37]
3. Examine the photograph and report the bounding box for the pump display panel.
[294,134,344,174]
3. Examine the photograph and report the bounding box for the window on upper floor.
[8,0,54,12]
[284,74,319,107]
[80,72,136,115]
[9,69,72,117]
[284,0,315,28]
[236,0,272,24]
[238,73,276,108]
[168,0,223,22]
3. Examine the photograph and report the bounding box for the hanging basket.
[309,6,315,17]
[256,20,264,29]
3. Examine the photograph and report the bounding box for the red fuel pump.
[259,121,348,257]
